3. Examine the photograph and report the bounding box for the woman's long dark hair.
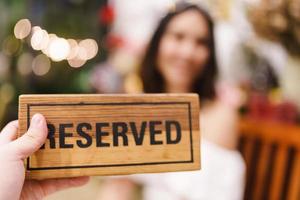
[140,2,218,102]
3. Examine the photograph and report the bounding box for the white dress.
[128,139,246,200]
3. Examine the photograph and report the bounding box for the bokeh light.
[78,39,98,60]
[67,39,79,60]
[32,54,51,76]
[41,33,57,56]
[30,27,49,50]
[67,56,86,68]
[14,18,31,39]
[11,16,102,77]
[76,46,88,60]
[13,20,98,68]
[48,37,70,61]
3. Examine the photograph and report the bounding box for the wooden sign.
[18,94,200,179]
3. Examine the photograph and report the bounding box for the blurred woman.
[98,2,245,200]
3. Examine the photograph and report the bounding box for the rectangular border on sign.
[26,101,194,171]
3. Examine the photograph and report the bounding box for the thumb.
[9,113,48,159]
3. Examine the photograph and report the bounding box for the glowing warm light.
[24,24,98,66]
[67,39,90,68]
[31,28,49,50]
[76,46,88,60]
[17,53,33,76]
[48,38,70,61]
[78,39,98,60]
[42,34,57,56]
[68,57,86,68]
[67,39,79,60]
[32,54,51,76]
[14,19,32,39]
[32,26,41,32]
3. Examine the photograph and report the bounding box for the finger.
[8,113,48,159]
[38,176,90,196]
[0,120,18,145]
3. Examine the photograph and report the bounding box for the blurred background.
[1,0,299,127]
[0,0,299,199]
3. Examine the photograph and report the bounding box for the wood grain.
[239,118,300,200]
[18,94,200,179]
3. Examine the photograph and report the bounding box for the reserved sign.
[18,94,200,179]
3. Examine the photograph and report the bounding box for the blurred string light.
[67,56,87,68]
[79,39,98,60]
[14,19,31,39]
[31,26,49,50]
[32,54,51,76]
[48,37,70,62]
[42,33,57,56]
[66,39,78,60]
[13,18,99,69]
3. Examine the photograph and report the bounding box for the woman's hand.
[0,113,89,200]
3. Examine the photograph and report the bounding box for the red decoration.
[247,93,298,124]
[98,5,115,25]
[105,34,124,49]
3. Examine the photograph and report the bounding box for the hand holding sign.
[0,114,89,200]
[18,94,200,179]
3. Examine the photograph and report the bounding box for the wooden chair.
[238,118,300,200]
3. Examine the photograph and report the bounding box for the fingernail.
[31,113,44,128]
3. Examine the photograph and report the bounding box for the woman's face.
[157,10,211,91]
